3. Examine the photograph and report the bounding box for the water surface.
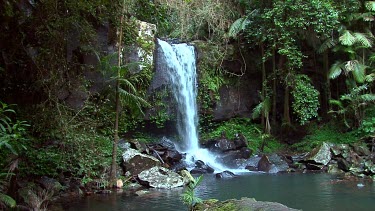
[64,173,375,211]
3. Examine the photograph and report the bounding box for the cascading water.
[157,39,229,172]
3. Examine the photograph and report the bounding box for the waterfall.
[157,39,229,172]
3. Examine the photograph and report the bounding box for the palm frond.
[339,30,356,46]
[317,39,337,54]
[329,61,345,79]
[354,32,373,47]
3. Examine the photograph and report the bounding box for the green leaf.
[329,61,344,79]
[353,32,373,47]
[317,39,337,54]
[0,193,16,208]
[339,30,356,46]
[365,1,375,11]
[228,17,249,38]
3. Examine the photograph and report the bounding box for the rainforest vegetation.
[1,0,375,209]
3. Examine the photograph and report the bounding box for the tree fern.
[339,30,356,46]
[365,1,375,11]
[317,38,337,54]
[0,193,16,208]
[353,32,373,47]
[329,61,344,79]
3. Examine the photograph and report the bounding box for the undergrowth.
[292,121,358,152]
[200,118,283,153]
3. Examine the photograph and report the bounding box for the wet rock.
[190,160,215,174]
[217,148,252,167]
[331,144,350,157]
[137,166,184,189]
[328,164,344,174]
[304,142,332,166]
[337,158,351,172]
[352,144,371,156]
[135,190,150,196]
[195,197,300,211]
[122,148,161,176]
[180,169,195,185]
[245,166,258,171]
[257,154,289,173]
[215,138,237,152]
[233,133,248,149]
[38,176,62,192]
[215,171,236,179]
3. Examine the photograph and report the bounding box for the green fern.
[339,30,356,46]
[365,1,375,11]
[329,61,344,79]
[181,175,203,211]
[0,193,16,208]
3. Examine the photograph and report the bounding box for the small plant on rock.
[181,175,203,211]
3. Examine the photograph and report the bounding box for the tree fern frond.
[329,99,343,108]
[366,1,375,11]
[360,93,375,102]
[252,101,264,119]
[365,73,375,82]
[329,61,345,79]
[346,60,366,83]
[354,32,373,47]
[339,30,356,46]
[0,193,16,208]
[118,78,138,93]
[317,39,337,54]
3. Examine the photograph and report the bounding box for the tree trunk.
[260,44,266,130]
[272,47,277,126]
[110,0,126,186]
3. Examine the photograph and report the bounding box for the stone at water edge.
[194,197,300,211]
[215,170,236,179]
[304,142,332,166]
[115,179,123,188]
[180,169,195,185]
[122,148,161,176]
[257,154,289,173]
[138,166,185,189]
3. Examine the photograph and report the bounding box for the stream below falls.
[59,173,375,211]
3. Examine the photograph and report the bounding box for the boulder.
[257,154,289,173]
[352,144,371,156]
[137,166,184,189]
[122,148,161,176]
[337,157,350,172]
[304,142,332,166]
[180,169,195,185]
[194,197,300,211]
[217,148,252,167]
[190,160,215,174]
[215,171,236,179]
[215,138,237,152]
[331,144,350,157]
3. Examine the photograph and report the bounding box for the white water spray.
[157,39,230,172]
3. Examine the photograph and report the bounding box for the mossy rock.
[194,198,300,211]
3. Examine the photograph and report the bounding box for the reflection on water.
[64,173,375,211]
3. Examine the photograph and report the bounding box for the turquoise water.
[64,173,375,211]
